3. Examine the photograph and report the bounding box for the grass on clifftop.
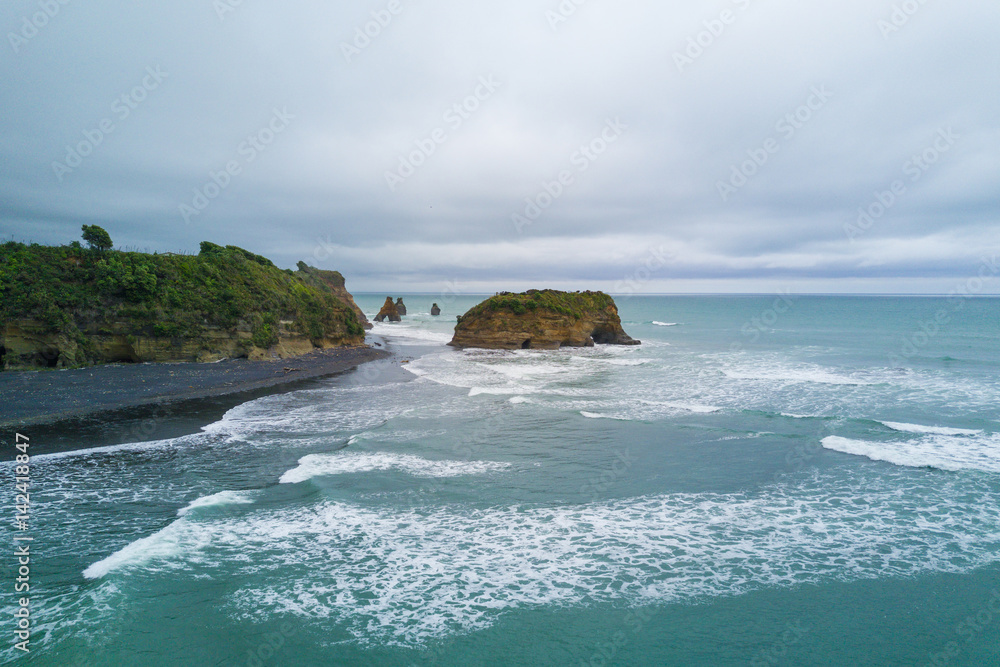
[0,240,364,350]
[457,290,615,323]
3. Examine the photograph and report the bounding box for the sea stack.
[374,297,401,322]
[448,290,640,350]
[431,304,441,316]
[395,298,407,316]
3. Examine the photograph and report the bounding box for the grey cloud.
[1,0,998,293]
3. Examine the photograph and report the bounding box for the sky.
[1,0,998,294]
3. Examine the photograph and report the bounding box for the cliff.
[295,262,371,329]
[0,241,367,369]
[448,290,640,350]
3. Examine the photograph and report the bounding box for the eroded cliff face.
[448,290,640,350]
[1,318,358,369]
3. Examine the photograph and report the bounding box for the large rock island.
[448,290,640,350]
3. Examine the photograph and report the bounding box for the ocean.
[3,295,999,666]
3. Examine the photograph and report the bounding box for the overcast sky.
[1,1,998,293]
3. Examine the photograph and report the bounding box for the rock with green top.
[448,290,640,350]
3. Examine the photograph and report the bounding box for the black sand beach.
[0,346,389,429]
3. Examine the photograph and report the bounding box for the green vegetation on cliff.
[0,236,365,368]
[449,289,638,350]
[456,290,615,323]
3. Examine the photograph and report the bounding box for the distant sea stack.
[448,290,640,350]
[374,297,402,323]
[395,298,407,316]
[0,239,368,370]
[431,304,441,316]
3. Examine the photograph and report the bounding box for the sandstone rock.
[431,304,441,316]
[448,290,640,350]
[374,297,402,323]
[395,298,407,316]
[0,318,360,370]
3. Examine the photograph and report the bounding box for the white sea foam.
[656,401,723,414]
[468,386,533,397]
[83,519,211,580]
[723,367,873,386]
[369,322,453,345]
[879,421,982,436]
[177,491,256,516]
[278,451,512,483]
[14,432,206,464]
[652,321,679,327]
[85,472,1000,645]
[580,411,621,420]
[822,433,1000,473]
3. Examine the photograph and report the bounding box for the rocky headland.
[0,239,369,370]
[448,290,640,350]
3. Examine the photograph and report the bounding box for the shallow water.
[3,295,999,665]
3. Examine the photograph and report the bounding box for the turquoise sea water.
[3,295,1000,666]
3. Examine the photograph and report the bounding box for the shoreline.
[0,345,390,430]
